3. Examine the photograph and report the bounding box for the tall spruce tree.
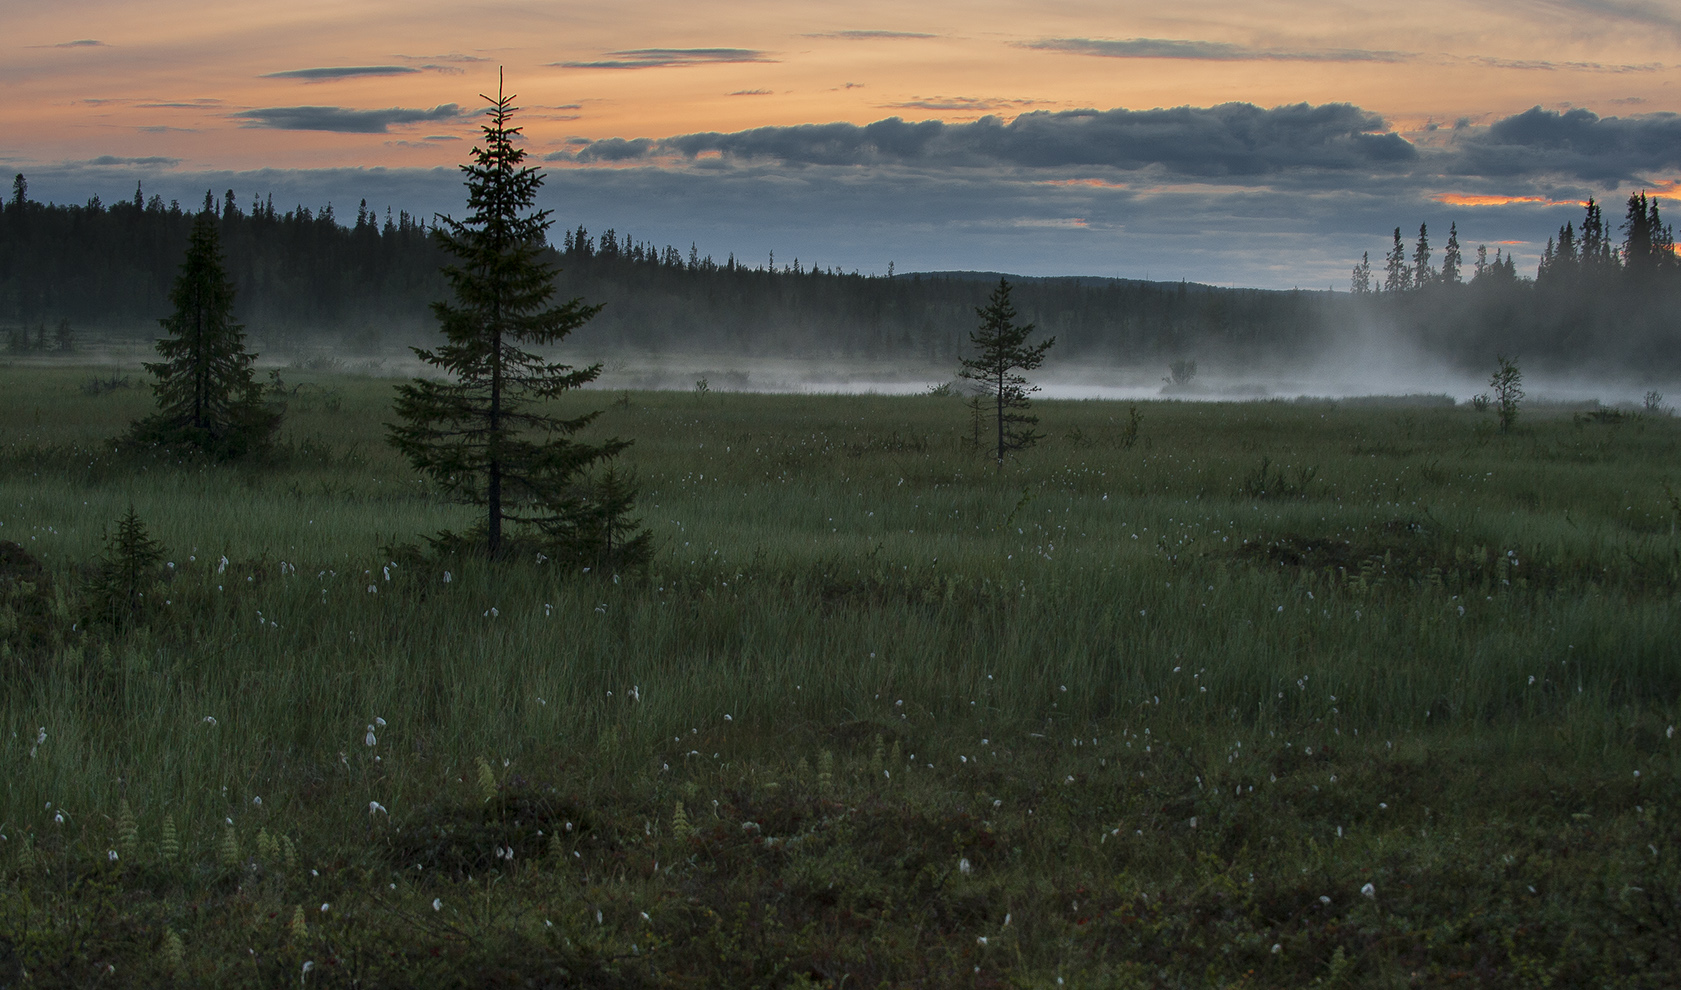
[1383,227,1410,292]
[957,277,1055,469]
[129,210,277,457]
[1441,222,1463,285]
[387,75,642,561]
[1411,223,1433,287]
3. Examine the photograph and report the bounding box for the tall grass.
[2,366,1676,837]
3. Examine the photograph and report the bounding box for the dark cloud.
[553,48,774,69]
[84,155,181,166]
[1024,37,1408,62]
[560,103,1415,176]
[803,30,935,40]
[1450,105,1681,182]
[54,39,107,48]
[138,126,196,133]
[233,104,464,133]
[262,66,419,80]
[730,89,773,96]
[137,100,224,108]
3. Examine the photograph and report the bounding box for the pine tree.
[957,277,1055,468]
[1473,244,1489,281]
[1411,223,1433,287]
[387,73,638,560]
[1383,228,1410,292]
[129,211,278,458]
[1441,222,1463,285]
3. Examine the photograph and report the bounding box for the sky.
[7,0,1681,288]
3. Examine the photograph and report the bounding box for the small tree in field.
[388,74,644,562]
[129,212,277,457]
[85,507,165,632]
[1491,355,1523,432]
[958,277,1055,468]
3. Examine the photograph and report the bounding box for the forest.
[5,173,1681,378]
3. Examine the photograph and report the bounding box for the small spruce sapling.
[1491,356,1523,432]
[86,507,165,632]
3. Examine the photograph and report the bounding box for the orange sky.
[6,0,1681,172]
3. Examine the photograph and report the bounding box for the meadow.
[0,362,1678,988]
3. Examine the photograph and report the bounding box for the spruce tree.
[957,277,1055,469]
[387,74,642,561]
[1411,223,1432,287]
[1441,222,1463,285]
[1350,252,1372,294]
[1384,228,1410,292]
[129,211,277,457]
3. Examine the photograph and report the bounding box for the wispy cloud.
[552,48,775,69]
[1455,53,1663,72]
[233,104,463,133]
[880,96,1050,112]
[730,89,774,96]
[136,100,224,109]
[1024,37,1409,62]
[53,39,107,48]
[261,66,420,80]
[83,155,181,166]
[804,30,935,40]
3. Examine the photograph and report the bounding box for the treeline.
[1350,194,1681,374]
[547,226,1329,363]
[0,176,443,349]
[1,173,1333,364]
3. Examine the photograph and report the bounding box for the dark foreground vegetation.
[1,366,1678,987]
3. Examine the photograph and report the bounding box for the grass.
[1,362,1678,987]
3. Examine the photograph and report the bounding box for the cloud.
[394,52,489,63]
[83,155,181,166]
[1456,54,1663,72]
[138,126,197,133]
[552,48,775,69]
[234,104,464,133]
[1524,0,1681,37]
[803,30,935,40]
[1450,105,1681,182]
[560,103,1416,176]
[1024,37,1408,62]
[53,39,107,48]
[137,100,224,109]
[262,66,420,80]
[730,89,773,96]
[881,97,1050,112]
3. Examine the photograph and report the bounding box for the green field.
[1,363,1678,987]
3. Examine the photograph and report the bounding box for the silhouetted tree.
[1441,222,1463,285]
[129,212,278,458]
[387,74,641,560]
[1384,227,1410,292]
[1411,223,1433,287]
[1350,251,1372,294]
[957,277,1055,468]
